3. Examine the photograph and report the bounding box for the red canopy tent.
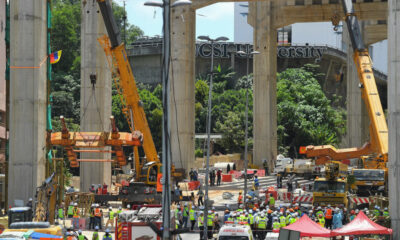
[332,211,392,236]
[282,214,332,237]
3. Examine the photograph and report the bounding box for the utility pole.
[197,35,229,240]
[237,50,259,199]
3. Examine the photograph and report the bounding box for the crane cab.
[139,161,161,185]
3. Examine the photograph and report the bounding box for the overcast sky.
[114,0,234,41]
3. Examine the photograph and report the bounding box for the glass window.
[314,181,346,193]
[10,212,27,223]
[353,169,385,181]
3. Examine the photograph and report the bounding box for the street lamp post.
[237,50,259,200]
[143,1,191,239]
[197,35,228,240]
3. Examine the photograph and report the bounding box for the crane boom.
[97,0,159,165]
[341,0,388,158]
[302,0,388,162]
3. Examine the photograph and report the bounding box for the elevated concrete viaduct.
[170,0,389,171]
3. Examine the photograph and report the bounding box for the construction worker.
[214,212,220,231]
[374,205,381,217]
[89,204,95,230]
[117,206,122,215]
[289,213,296,225]
[67,202,74,218]
[238,191,243,205]
[77,230,87,240]
[189,206,196,231]
[325,205,333,229]
[58,205,64,223]
[317,213,325,228]
[198,212,204,240]
[207,210,213,239]
[268,194,275,209]
[94,204,103,230]
[227,213,234,222]
[349,210,356,221]
[182,203,190,228]
[248,210,254,228]
[256,213,267,240]
[272,217,281,232]
[285,210,291,225]
[92,226,100,240]
[103,229,112,240]
[279,212,286,228]
[383,207,390,218]
[243,213,249,225]
[66,229,76,240]
[72,203,80,230]
[332,208,342,229]
[316,206,324,218]
[254,176,260,190]
[175,205,182,228]
[105,207,115,229]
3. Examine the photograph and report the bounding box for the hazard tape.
[351,197,369,205]
[293,196,313,203]
[117,223,122,240]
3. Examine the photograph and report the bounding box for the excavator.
[300,0,388,195]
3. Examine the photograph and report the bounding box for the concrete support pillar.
[169,4,196,171]
[388,0,400,238]
[251,1,277,169]
[343,25,369,147]
[9,0,47,205]
[80,0,111,191]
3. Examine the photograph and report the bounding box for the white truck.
[273,154,293,174]
[217,223,254,240]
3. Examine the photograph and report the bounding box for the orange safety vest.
[95,208,102,217]
[238,195,243,204]
[325,209,333,220]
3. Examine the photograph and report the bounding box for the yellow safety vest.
[258,217,266,229]
[249,214,254,224]
[58,208,64,218]
[198,216,204,227]
[183,207,189,217]
[319,217,325,227]
[269,197,275,205]
[273,221,280,230]
[207,215,213,226]
[67,206,74,215]
[189,209,195,221]
[280,216,286,227]
[73,207,79,218]
[109,211,115,220]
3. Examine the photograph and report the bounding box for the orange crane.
[300,0,388,193]
[96,0,181,185]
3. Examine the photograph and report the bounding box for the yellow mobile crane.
[96,0,182,187]
[301,0,388,195]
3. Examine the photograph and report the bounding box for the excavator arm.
[301,0,388,163]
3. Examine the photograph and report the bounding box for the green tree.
[214,111,253,153]
[51,0,81,76]
[112,2,144,45]
[112,86,163,151]
[277,67,346,157]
